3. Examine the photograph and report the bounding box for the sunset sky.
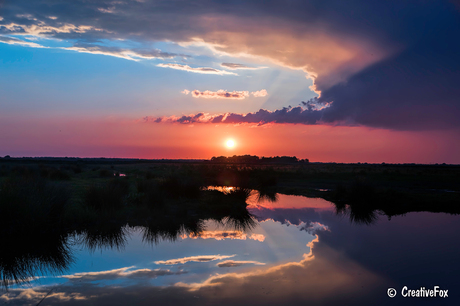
[1,0,459,163]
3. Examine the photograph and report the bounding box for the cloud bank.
[147,104,325,125]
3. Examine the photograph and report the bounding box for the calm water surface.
[1,192,459,305]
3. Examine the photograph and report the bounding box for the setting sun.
[226,139,235,148]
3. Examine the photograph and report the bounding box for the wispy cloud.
[0,35,47,48]
[182,89,268,99]
[63,266,187,282]
[189,89,248,99]
[221,63,267,70]
[155,254,236,265]
[157,63,237,75]
[217,260,266,268]
[64,44,187,61]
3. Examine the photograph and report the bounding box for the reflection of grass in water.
[256,189,278,203]
[222,211,257,231]
[77,224,130,252]
[225,188,252,203]
[348,206,379,225]
[141,219,206,245]
[1,232,73,289]
[331,180,381,225]
[0,177,73,288]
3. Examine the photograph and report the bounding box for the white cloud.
[184,89,268,99]
[252,89,268,97]
[221,63,267,70]
[157,63,237,75]
[155,254,236,265]
[191,89,249,99]
[0,35,47,48]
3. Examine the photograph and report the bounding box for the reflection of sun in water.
[226,139,235,148]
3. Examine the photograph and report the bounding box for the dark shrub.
[159,176,202,199]
[49,168,71,180]
[99,169,112,178]
[84,179,130,210]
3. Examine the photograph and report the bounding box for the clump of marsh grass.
[98,168,112,178]
[84,178,130,210]
[158,176,203,199]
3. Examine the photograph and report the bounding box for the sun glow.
[226,139,235,148]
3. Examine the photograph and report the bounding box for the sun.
[226,139,235,148]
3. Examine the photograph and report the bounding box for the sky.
[0,0,459,163]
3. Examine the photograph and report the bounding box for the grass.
[83,178,130,210]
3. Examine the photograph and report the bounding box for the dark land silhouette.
[1,156,459,288]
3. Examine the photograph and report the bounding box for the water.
[1,190,459,305]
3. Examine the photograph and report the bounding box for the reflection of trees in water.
[1,232,73,289]
[0,183,257,289]
[256,188,278,203]
[332,201,380,225]
[0,178,74,288]
[75,224,130,252]
[348,205,379,225]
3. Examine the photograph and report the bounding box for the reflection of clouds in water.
[3,199,460,305]
[216,260,266,268]
[250,206,331,228]
[0,289,87,304]
[6,212,460,305]
[248,194,335,210]
[154,254,236,265]
[63,266,187,282]
[299,222,330,235]
[182,230,265,242]
[1,237,384,305]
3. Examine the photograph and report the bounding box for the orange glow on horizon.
[1,115,459,164]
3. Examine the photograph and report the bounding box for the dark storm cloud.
[149,105,324,125]
[1,0,460,130]
[317,32,460,130]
